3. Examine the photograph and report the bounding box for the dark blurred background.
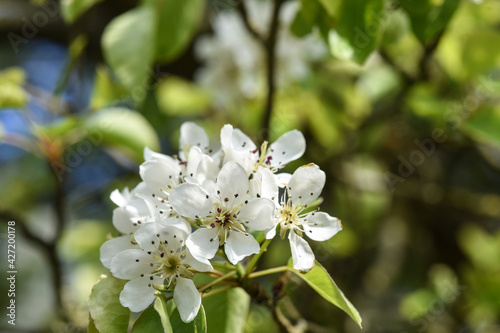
[0,0,499,332]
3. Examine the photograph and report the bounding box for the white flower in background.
[169,162,275,264]
[110,222,211,322]
[100,184,152,268]
[220,124,306,174]
[195,0,326,105]
[267,164,342,272]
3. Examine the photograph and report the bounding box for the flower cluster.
[100,122,342,322]
[195,0,326,105]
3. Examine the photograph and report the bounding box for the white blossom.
[110,221,211,322]
[220,124,306,174]
[169,162,275,264]
[267,164,342,272]
[195,0,326,105]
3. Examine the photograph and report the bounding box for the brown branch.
[261,0,284,143]
[237,0,265,43]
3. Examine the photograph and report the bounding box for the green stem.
[245,239,272,275]
[247,266,290,279]
[198,270,237,293]
[201,285,234,298]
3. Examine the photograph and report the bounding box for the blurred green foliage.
[1,0,500,332]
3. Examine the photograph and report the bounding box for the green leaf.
[317,0,341,18]
[287,259,362,328]
[155,76,211,115]
[84,107,160,163]
[169,302,207,333]
[148,0,205,63]
[462,106,500,146]
[102,5,156,96]
[89,274,130,333]
[0,67,28,108]
[154,294,174,333]
[333,0,384,64]
[88,313,99,333]
[61,0,103,23]
[203,287,250,333]
[399,0,459,44]
[131,305,164,333]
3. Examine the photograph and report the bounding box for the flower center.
[208,205,247,245]
[278,199,305,239]
[152,244,194,286]
[253,141,274,172]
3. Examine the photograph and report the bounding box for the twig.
[237,1,265,43]
[261,0,284,143]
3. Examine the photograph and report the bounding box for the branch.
[237,1,265,43]
[261,0,284,143]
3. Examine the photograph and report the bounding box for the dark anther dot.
[151,241,155,245]
[256,194,261,198]
[245,200,248,204]
[224,197,229,202]
[159,211,163,214]
[310,192,314,195]
[164,240,168,244]
[309,230,313,233]
[206,195,209,199]
[150,276,154,280]
[140,274,144,277]
[282,151,285,155]
[147,251,151,255]
[298,196,302,199]
[148,284,151,287]
[169,175,172,179]
[170,250,174,253]
[190,173,193,177]
[173,235,177,238]
[152,194,155,197]
[217,190,220,194]
[156,234,160,237]
[135,259,139,262]
[210,238,214,242]
[234,193,239,198]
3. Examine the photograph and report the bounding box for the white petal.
[110,249,154,279]
[289,232,315,273]
[250,167,278,200]
[220,125,256,173]
[110,188,129,207]
[238,198,276,231]
[134,223,161,252]
[186,227,220,261]
[224,231,260,264]
[139,159,181,195]
[265,225,277,239]
[268,130,306,169]
[184,247,213,272]
[169,183,212,219]
[179,122,209,159]
[120,275,163,312]
[303,212,342,241]
[186,146,204,179]
[195,153,220,184]
[157,216,191,235]
[174,277,201,323]
[215,162,249,207]
[288,164,325,205]
[144,146,174,162]
[100,236,138,269]
[275,173,292,187]
[112,207,137,234]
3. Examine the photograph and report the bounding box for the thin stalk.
[201,285,234,299]
[198,270,237,293]
[245,238,272,275]
[247,266,290,279]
